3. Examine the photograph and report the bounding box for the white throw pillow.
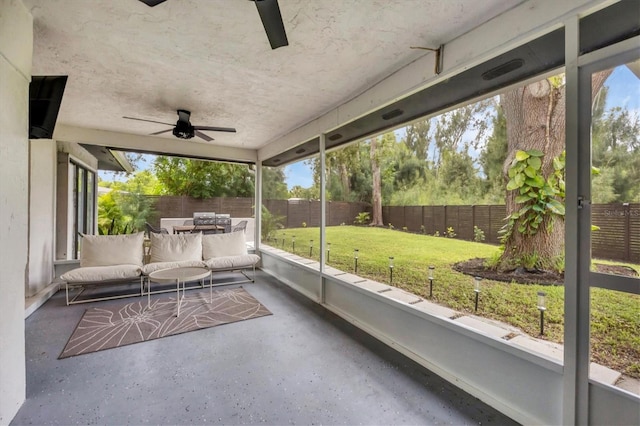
[149,232,203,263]
[202,231,248,259]
[80,232,145,267]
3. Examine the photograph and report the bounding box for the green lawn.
[270,226,640,379]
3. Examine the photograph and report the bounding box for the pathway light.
[474,276,482,312]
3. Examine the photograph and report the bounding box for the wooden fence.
[146,196,639,263]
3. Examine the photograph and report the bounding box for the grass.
[269,226,640,379]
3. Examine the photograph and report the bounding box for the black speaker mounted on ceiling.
[29,76,68,139]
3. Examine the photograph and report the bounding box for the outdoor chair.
[215,215,232,233]
[145,222,168,236]
[232,220,248,233]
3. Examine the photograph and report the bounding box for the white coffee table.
[147,267,212,317]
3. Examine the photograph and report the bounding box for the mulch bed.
[453,258,638,286]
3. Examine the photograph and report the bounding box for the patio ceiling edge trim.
[257,0,608,163]
[54,124,258,164]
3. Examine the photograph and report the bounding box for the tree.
[479,104,508,203]
[370,136,383,225]
[404,119,432,161]
[497,72,612,271]
[153,157,254,198]
[369,132,397,225]
[262,167,289,200]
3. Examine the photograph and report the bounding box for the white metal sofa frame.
[64,263,259,305]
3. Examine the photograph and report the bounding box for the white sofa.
[61,231,260,305]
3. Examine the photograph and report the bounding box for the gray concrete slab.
[12,271,517,426]
[510,335,563,361]
[412,300,458,319]
[383,288,423,305]
[454,316,511,339]
[590,363,622,386]
[354,279,391,293]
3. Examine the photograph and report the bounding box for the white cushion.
[149,233,202,263]
[142,260,206,275]
[204,254,260,270]
[80,232,144,267]
[61,265,141,283]
[202,231,248,259]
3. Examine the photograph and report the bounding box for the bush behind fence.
[145,196,639,263]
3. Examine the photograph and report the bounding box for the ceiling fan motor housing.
[173,120,194,139]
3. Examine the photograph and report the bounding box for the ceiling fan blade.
[194,125,237,133]
[123,116,174,126]
[139,0,167,6]
[254,0,288,49]
[149,128,173,136]
[194,130,213,142]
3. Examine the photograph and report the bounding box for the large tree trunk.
[339,162,350,198]
[497,72,612,271]
[370,137,383,226]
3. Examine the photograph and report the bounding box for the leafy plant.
[402,226,408,232]
[433,231,440,237]
[388,223,394,230]
[353,212,370,225]
[261,205,284,240]
[420,224,426,234]
[500,149,565,243]
[302,222,307,228]
[446,227,456,238]
[473,226,486,242]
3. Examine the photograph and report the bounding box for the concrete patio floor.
[13,271,517,425]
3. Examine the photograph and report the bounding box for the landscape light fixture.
[282,232,286,247]
[537,291,547,335]
[327,242,331,262]
[474,276,482,311]
[389,257,394,284]
[428,265,435,297]
[309,239,313,257]
[292,235,296,252]
[354,249,359,274]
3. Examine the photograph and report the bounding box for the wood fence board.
[147,196,637,263]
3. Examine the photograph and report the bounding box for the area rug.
[59,287,271,358]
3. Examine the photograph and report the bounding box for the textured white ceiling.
[24,0,521,151]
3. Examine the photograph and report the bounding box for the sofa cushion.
[149,232,202,263]
[61,264,141,283]
[80,232,145,267]
[202,231,247,259]
[204,254,260,270]
[142,260,206,275]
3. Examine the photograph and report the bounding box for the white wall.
[0,0,32,422]
[28,139,56,296]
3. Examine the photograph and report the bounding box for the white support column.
[319,134,326,303]
[255,162,262,252]
[563,15,591,426]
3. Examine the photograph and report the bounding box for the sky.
[101,65,639,188]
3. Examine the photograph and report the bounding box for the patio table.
[146,267,212,316]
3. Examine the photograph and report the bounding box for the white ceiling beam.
[258,0,611,162]
[54,124,257,163]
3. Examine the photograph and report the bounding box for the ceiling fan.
[123,109,236,142]
[138,0,288,49]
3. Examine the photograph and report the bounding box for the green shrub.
[446,227,456,238]
[261,205,284,240]
[353,212,370,225]
[473,226,486,242]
